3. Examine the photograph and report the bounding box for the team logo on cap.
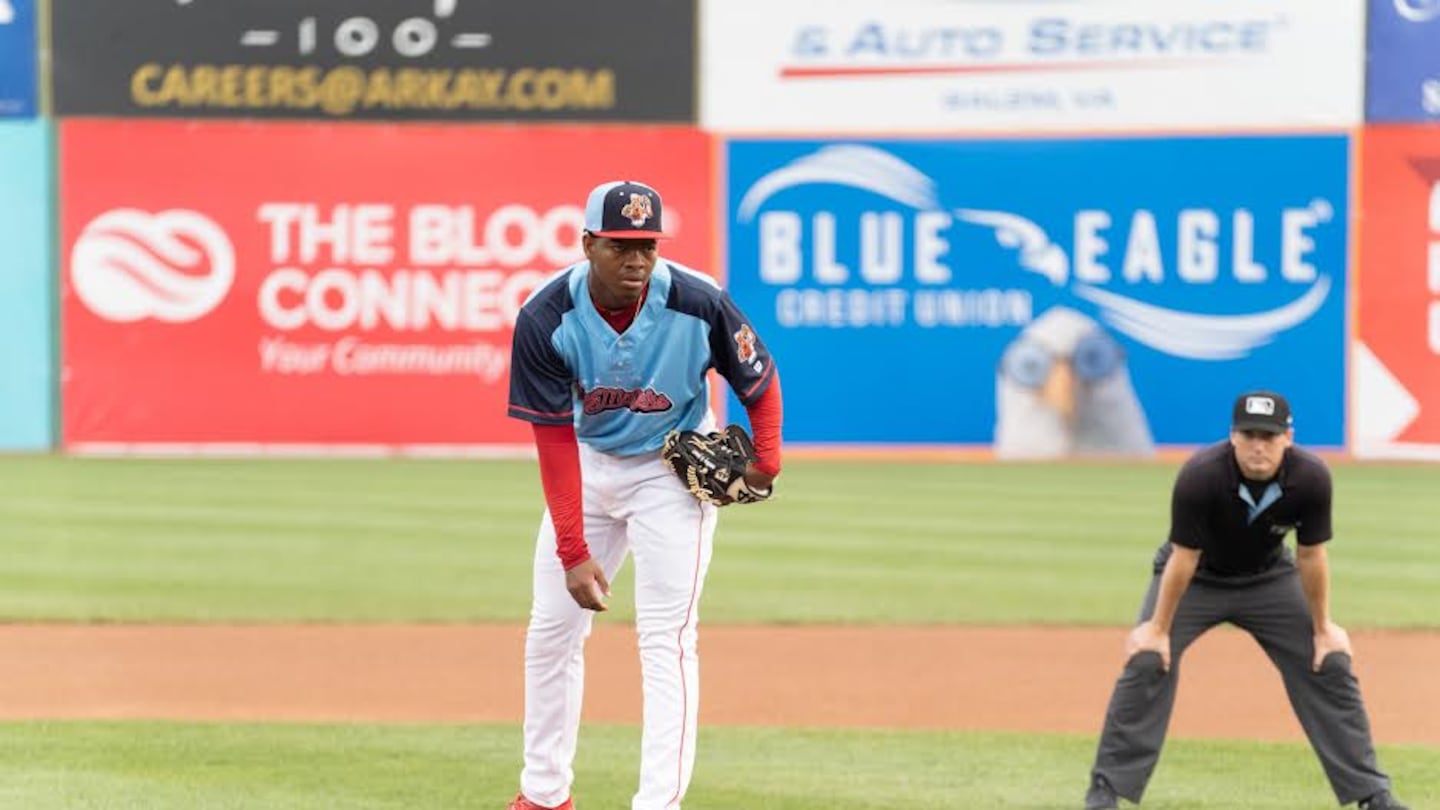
[1245,396,1276,416]
[620,193,654,228]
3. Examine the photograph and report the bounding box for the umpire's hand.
[1125,620,1172,672]
[565,558,611,612]
[1312,620,1353,672]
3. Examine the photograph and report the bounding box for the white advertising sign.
[701,0,1365,132]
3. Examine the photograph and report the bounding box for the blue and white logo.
[0,0,36,117]
[1367,0,1440,122]
[1393,0,1440,22]
[727,136,1349,447]
[738,144,1332,361]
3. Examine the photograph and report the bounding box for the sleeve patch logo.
[734,324,758,365]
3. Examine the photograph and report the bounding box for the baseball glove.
[661,425,773,506]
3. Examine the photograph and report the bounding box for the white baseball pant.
[520,442,717,810]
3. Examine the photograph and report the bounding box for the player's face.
[1230,427,1293,480]
[584,233,658,308]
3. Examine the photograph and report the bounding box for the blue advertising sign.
[1366,0,1440,122]
[726,136,1349,453]
[0,0,37,117]
[0,119,54,449]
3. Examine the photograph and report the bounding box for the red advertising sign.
[61,120,713,447]
[1357,125,1440,451]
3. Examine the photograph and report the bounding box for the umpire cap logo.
[1232,390,1292,433]
[1245,396,1275,416]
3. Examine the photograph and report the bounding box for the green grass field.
[3,457,1438,626]
[2,456,1437,808]
[2,723,1435,809]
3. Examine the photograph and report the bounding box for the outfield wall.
[11,0,1440,459]
[0,124,52,452]
[723,135,1350,452]
[50,0,696,122]
[1353,125,1440,458]
[0,0,38,118]
[701,0,1364,133]
[0,1,50,450]
[58,121,713,449]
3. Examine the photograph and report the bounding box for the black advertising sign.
[53,0,696,121]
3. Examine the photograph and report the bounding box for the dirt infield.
[1,624,1436,744]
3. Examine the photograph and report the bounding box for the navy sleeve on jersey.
[1295,463,1334,545]
[708,291,775,406]
[1167,464,1210,549]
[507,309,574,426]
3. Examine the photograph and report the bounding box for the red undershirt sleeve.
[532,423,589,569]
[742,371,783,477]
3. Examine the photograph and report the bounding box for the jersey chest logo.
[582,386,673,416]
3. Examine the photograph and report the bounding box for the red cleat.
[507,793,574,810]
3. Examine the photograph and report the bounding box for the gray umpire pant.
[1089,564,1392,805]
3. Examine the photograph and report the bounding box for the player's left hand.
[1312,620,1353,672]
[743,463,776,492]
[661,425,774,505]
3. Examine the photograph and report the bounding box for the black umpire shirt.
[1152,440,1334,584]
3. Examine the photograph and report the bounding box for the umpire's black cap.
[1232,390,1293,434]
[584,180,669,239]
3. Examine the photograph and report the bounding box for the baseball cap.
[1231,390,1293,434]
[584,180,669,239]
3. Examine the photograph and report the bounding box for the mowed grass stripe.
[2,501,526,536]
[1,457,1436,626]
[0,722,1433,809]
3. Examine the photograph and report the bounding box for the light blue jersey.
[508,259,774,456]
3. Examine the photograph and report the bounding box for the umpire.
[1083,391,1409,810]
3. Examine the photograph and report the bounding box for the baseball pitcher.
[505,180,783,810]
